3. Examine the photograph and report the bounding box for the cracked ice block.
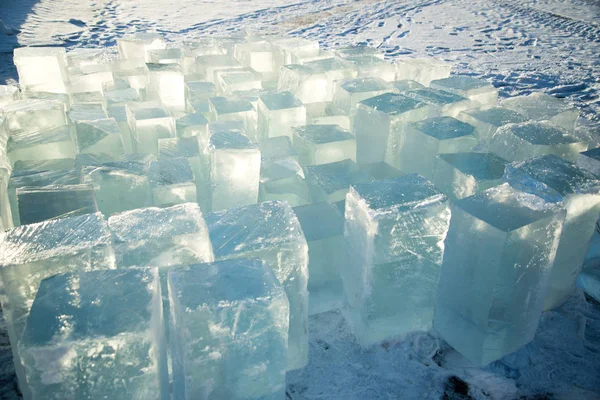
[205,201,309,370]
[14,47,69,94]
[501,92,579,131]
[216,67,262,95]
[169,258,288,400]
[304,159,371,203]
[353,92,429,164]
[395,57,452,86]
[392,116,477,180]
[257,91,306,142]
[457,106,528,142]
[434,184,565,366]
[404,88,472,118]
[504,155,600,310]
[19,268,168,400]
[17,184,98,226]
[0,85,20,106]
[433,152,506,200]
[7,126,76,167]
[577,147,600,176]
[147,64,186,111]
[344,56,396,82]
[259,136,298,161]
[81,154,155,216]
[3,99,67,133]
[0,212,115,398]
[208,129,260,211]
[259,158,310,206]
[305,102,351,130]
[294,202,345,315]
[209,96,257,139]
[333,77,392,114]
[333,45,384,60]
[149,157,197,207]
[75,118,125,159]
[117,33,167,62]
[292,124,356,166]
[343,174,450,346]
[126,102,176,156]
[489,121,588,163]
[430,76,498,108]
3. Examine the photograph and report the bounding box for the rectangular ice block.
[501,92,579,131]
[205,201,309,370]
[489,121,588,163]
[194,54,241,83]
[343,174,450,346]
[305,159,371,203]
[391,79,425,93]
[457,106,528,142]
[7,126,76,167]
[69,63,114,94]
[185,81,217,101]
[14,47,69,94]
[0,167,13,230]
[344,56,396,82]
[430,76,498,108]
[147,47,184,65]
[149,157,197,207]
[209,96,257,140]
[289,48,334,65]
[66,48,106,68]
[273,37,320,65]
[176,112,209,143]
[117,33,167,62]
[169,258,288,400]
[3,99,67,133]
[259,136,298,161]
[404,88,472,118]
[391,116,477,180]
[305,102,351,130]
[577,147,600,176]
[126,102,176,156]
[434,184,565,366]
[257,91,306,142]
[395,57,452,86]
[504,155,600,310]
[19,268,168,400]
[234,41,277,77]
[75,118,125,159]
[147,63,186,111]
[333,77,392,114]
[259,158,310,207]
[358,162,403,180]
[294,202,345,315]
[293,124,356,166]
[216,67,262,94]
[110,59,149,94]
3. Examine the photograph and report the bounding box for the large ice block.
[7,126,76,167]
[66,48,107,68]
[69,63,114,94]
[273,37,320,65]
[333,77,392,114]
[75,118,125,159]
[504,155,600,310]
[353,92,429,164]
[234,41,277,79]
[13,47,69,94]
[3,99,67,133]
[68,103,107,124]
[149,157,197,207]
[430,76,498,108]
[489,121,588,163]
[434,184,565,366]
[433,152,506,200]
[0,212,115,398]
[457,106,528,142]
[19,268,168,400]
[194,54,242,83]
[175,112,209,145]
[216,67,262,95]
[305,102,351,130]
[117,33,167,62]
[343,175,450,346]
[0,85,20,106]
[147,47,184,65]
[205,201,309,370]
[110,59,149,94]
[259,136,298,161]
[577,147,600,176]
[403,88,472,118]
[169,258,288,400]
[501,92,579,131]
[294,202,345,315]
[209,96,257,139]
[185,81,217,101]
[391,79,425,93]
[392,116,477,180]
[147,63,186,111]
[81,154,155,216]
[126,101,176,156]
[259,158,310,207]
[292,124,356,166]
[344,56,396,82]
[395,57,452,86]
[358,162,403,180]
[257,91,306,142]
[304,159,371,203]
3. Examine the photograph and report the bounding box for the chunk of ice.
[147,47,184,65]
[0,167,13,230]
[501,92,579,131]
[149,157,197,207]
[577,267,600,303]
[0,85,20,106]
[358,162,403,180]
[333,45,384,60]
[457,106,528,142]
[234,41,277,79]
[577,147,600,176]
[304,159,371,203]
[430,76,498,108]
[390,79,424,93]
[333,77,392,114]
[273,37,320,65]
[344,56,396,82]
[126,101,176,156]
[69,63,114,94]
[216,67,262,94]
[110,60,149,94]
[305,102,351,130]
[395,57,452,86]
[3,99,67,133]
[175,112,209,144]
[259,136,298,161]
[292,124,356,166]
[209,96,257,140]
[194,54,242,83]
[146,63,186,111]
[117,33,167,62]
[257,91,306,142]
[7,126,76,167]
[404,88,472,118]
[259,158,310,206]
[75,118,125,159]
[13,47,69,94]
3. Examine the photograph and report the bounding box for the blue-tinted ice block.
[404,88,472,118]
[501,92,579,131]
[489,121,588,163]
[205,201,309,370]
[292,124,356,166]
[259,158,310,206]
[353,93,429,164]
[433,152,506,200]
[209,96,257,140]
[504,155,600,310]
[149,157,197,207]
[126,102,176,156]
[294,202,345,315]
[577,147,600,176]
[0,212,115,398]
[343,175,450,346]
[358,162,403,181]
[175,112,209,143]
[305,159,371,203]
[434,184,565,366]
[75,118,125,159]
[457,106,528,142]
[392,116,477,179]
[7,126,76,167]
[430,76,498,108]
[257,91,306,142]
[19,268,168,400]
[333,77,392,114]
[169,258,288,400]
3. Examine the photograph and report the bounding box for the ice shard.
[257,91,306,142]
[430,76,498,108]
[293,124,356,166]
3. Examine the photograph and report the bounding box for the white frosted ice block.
[69,63,114,94]
[457,106,528,142]
[147,63,186,111]
[3,99,67,133]
[7,126,76,167]
[259,158,310,207]
[110,59,149,94]
[216,67,262,94]
[194,54,242,83]
[430,76,498,107]
[392,116,477,179]
[273,37,320,65]
[344,56,396,82]
[358,162,403,180]
[305,102,351,130]
[404,88,472,118]
[305,159,371,203]
[205,201,309,370]
[20,268,168,400]
[433,152,506,200]
[17,184,98,226]
[13,47,68,94]
[353,93,429,164]
[434,184,565,366]
[501,92,579,131]
[259,136,298,161]
[577,147,600,176]
[333,45,384,60]
[148,47,184,65]
[293,124,356,166]
[81,154,155,216]
[0,212,115,398]
[149,157,197,207]
[209,96,257,139]
[294,202,345,315]
[117,33,167,62]
[126,102,176,156]
[169,258,288,400]
[257,91,306,142]
[577,267,600,303]
[0,85,20,106]
[343,174,450,346]
[490,121,588,163]
[208,129,260,211]
[75,118,125,159]
[395,57,453,86]
[504,155,600,310]
[333,77,392,113]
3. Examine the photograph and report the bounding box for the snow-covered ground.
[0,0,599,398]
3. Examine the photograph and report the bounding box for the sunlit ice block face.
[259,158,310,207]
[209,96,257,140]
[148,157,197,207]
[125,101,176,156]
[69,63,114,94]
[333,77,393,114]
[434,183,565,366]
[216,67,262,95]
[3,99,67,134]
[501,92,580,131]
[273,37,320,65]
[403,87,473,118]
[13,47,69,94]
[257,91,306,142]
[117,32,167,62]
[194,54,242,83]
[146,64,186,112]
[75,118,125,160]
[292,124,356,166]
[344,56,396,82]
[7,125,76,168]
[430,75,498,108]
[0,85,20,107]
[395,57,452,86]
[305,101,351,131]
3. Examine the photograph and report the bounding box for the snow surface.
[1,0,600,398]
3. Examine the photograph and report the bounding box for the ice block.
[577,267,600,303]
[209,96,257,140]
[333,45,384,60]
[391,79,425,92]
[13,47,69,94]
[147,63,186,111]
[273,37,320,65]
[117,33,167,62]
[149,157,197,207]
[7,126,76,167]
[333,77,392,114]
[403,88,472,118]
[304,159,371,203]
[216,67,262,94]
[147,47,184,65]
[305,102,351,130]
[259,158,310,206]
[194,54,242,83]
[257,91,306,142]
[577,147,600,176]
[430,76,498,108]
[358,162,403,180]
[3,99,67,133]
[66,48,106,68]
[75,118,125,159]
[234,41,278,80]
[501,92,579,131]
[457,106,528,142]
[175,113,209,145]
[69,63,114,94]
[292,124,356,166]
[110,59,149,94]
[259,136,298,161]
[395,57,453,86]
[0,85,20,106]
[126,101,176,156]
[344,56,396,82]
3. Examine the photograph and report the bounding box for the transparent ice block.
[7,126,76,167]
[259,136,298,161]
[75,118,125,159]
[501,92,579,131]
[259,158,310,207]
[292,124,356,166]
[117,33,167,62]
[305,102,351,130]
[0,85,20,106]
[175,112,209,144]
[147,63,186,111]
[430,76,498,108]
[126,101,176,156]
[358,162,403,181]
[216,67,262,95]
[404,87,472,118]
[209,96,257,140]
[304,159,371,203]
[577,147,600,176]
[395,57,453,86]
[149,157,197,207]
[333,77,392,114]
[257,91,306,142]
[344,56,396,82]
[3,99,67,134]
[13,47,69,94]
[457,106,528,143]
